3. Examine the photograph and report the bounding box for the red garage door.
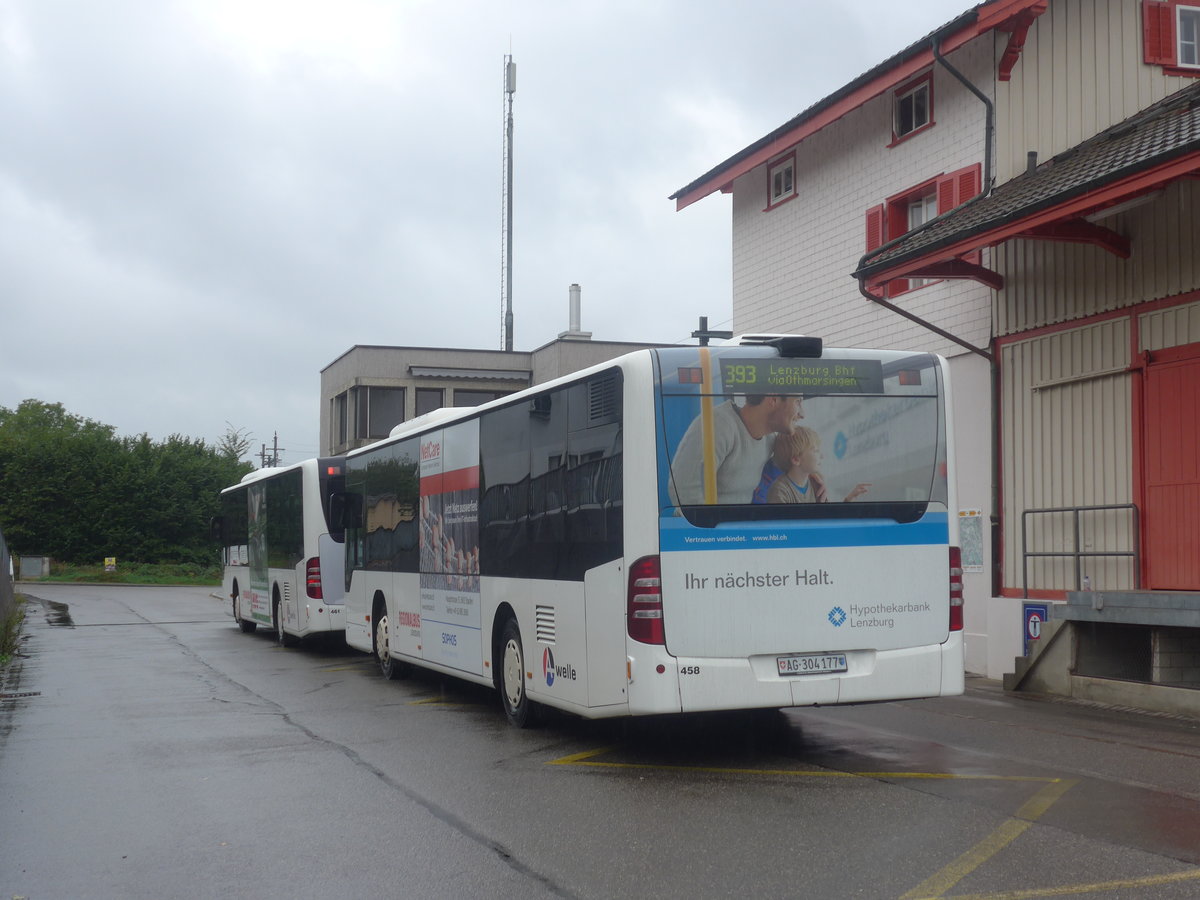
[1143,344,1200,590]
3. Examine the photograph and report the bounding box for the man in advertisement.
[667,393,803,506]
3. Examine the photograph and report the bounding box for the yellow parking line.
[409,697,480,707]
[547,747,619,765]
[900,780,1077,900]
[938,867,1200,899]
[548,750,1199,899]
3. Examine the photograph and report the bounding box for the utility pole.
[500,54,516,351]
[258,432,285,468]
[692,316,733,346]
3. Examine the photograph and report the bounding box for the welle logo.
[542,647,576,686]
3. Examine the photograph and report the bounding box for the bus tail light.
[306,557,323,600]
[627,556,665,645]
[949,547,964,632]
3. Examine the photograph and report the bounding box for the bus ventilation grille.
[535,605,556,644]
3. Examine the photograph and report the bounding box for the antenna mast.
[500,55,516,351]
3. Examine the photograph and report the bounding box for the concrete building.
[320,290,672,456]
[672,0,1200,709]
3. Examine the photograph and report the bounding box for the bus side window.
[480,401,532,578]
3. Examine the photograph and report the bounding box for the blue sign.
[1023,603,1049,656]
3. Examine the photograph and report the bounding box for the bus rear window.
[657,349,947,522]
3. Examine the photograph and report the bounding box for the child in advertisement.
[766,427,870,504]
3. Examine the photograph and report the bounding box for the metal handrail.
[1021,504,1140,598]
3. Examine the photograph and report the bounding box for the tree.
[0,400,254,565]
[217,422,254,462]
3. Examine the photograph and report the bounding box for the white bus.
[216,457,347,644]
[337,336,962,725]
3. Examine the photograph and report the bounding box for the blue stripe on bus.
[658,512,949,551]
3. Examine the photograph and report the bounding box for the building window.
[905,192,938,289]
[892,73,933,143]
[1181,6,1200,65]
[335,392,348,446]
[416,388,444,417]
[1143,0,1200,72]
[766,153,795,209]
[864,163,981,297]
[453,389,513,407]
[365,386,405,439]
[347,386,406,441]
[354,388,368,440]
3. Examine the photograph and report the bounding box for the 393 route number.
[722,364,758,386]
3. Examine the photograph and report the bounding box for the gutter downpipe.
[852,33,1002,595]
[934,36,1004,599]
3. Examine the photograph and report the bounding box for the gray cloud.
[0,0,970,461]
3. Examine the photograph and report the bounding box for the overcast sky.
[1,0,971,464]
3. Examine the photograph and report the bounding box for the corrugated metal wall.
[1002,318,1135,592]
[994,0,1194,184]
[996,179,1200,336]
[1141,298,1200,351]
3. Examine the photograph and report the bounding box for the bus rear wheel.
[374,612,402,680]
[274,595,295,647]
[233,589,256,634]
[499,617,540,728]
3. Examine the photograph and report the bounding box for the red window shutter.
[936,176,957,214]
[936,164,982,215]
[865,204,885,251]
[1143,0,1176,66]
[957,165,980,203]
[937,164,983,265]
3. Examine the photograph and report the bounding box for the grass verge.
[27,562,221,586]
[0,595,24,667]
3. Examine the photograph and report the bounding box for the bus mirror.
[330,491,364,530]
[209,516,225,544]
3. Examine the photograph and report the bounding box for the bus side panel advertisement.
[419,421,483,676]
[247,481,270,622]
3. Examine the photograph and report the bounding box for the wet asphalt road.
[2,583,1199,900]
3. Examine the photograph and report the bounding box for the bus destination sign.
[719,358,884,395]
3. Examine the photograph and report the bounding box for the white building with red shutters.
[674,0,1200,709]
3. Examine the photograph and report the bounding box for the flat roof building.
[320,336,671,456]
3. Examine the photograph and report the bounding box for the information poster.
[958,509,984,573]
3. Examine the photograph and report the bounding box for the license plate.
[777,653,848,676]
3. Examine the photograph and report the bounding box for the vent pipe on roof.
[1027,150,1038,175]
[559,283,592,341]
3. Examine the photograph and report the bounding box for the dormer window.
[892,73,933,144]
[766,153,796,209]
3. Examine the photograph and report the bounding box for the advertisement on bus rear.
[654,346,951,657]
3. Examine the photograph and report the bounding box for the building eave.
[854,82,1200,288]
[670,0,1046,212]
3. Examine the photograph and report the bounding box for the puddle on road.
[21,595,75,627]
[44,599,73,627]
